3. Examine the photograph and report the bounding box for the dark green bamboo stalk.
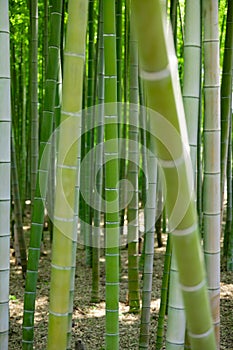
[19,42,27,211]
[91,0,104,303]
[11,130,27,277]
[170,0,178,48]
[22,2,63,348]
[84,0,96,266]
[156,234,172,349]
[29,0,38,206]
[119,0,129,233]
[116,0,123,105]
[138,81,148,272]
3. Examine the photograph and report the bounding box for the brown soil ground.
[9,229,233,350]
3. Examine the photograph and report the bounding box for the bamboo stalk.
[0,1,11,347]
[127,22,140,314]
[11,130,27,276]
[202,0,221,346]
[22,2,63,347]
[131,1,217,349]
[46,1,88,349]
[30,0,38,206]
[103,0,120,348]
[220,0,233,206]
[139,146,157,349]
[91,0,104,303]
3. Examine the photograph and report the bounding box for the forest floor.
[9,225,233,350]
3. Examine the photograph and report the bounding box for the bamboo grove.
[0,0,232,349]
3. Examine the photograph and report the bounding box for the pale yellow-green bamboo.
[131,1,216,349]
[203,0,221,346]
[47,1,88,349]
[166,253,186,350]
[166,2,202,347]
[183,0,201,181]
[139,146,157,349]
[0,1,10,348]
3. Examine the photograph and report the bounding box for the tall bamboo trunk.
[220,0,233,206]
[132,1,217,349]
[127,22,140,313]
[46,1,88,349]
[30,0,39,206]
[103,0,120,348]
[22,2,63,347]
[0,1,11,348]
[203,0,221,346]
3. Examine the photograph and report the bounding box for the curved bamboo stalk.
[203,0,221,346]
[131,1,217,349]
[0,1,11,347]
[166,2,202,347]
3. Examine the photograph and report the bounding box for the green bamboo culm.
[91,0,104,303]
[224,118,233,270]
[127,21,140,314]
[170,0,178,48]
[119,0,129,234]
[103,0,120,348]
[202,0,221,346]
[221,0,233,270]
[183,0,201,183]
[156,234,172,349]
[131,1,217,349]
[0,1,11,348]
[139,147,157,349]
[11,130,27,277]
[138,85,148,272]
[220,0,233,207]
[166,250,186,349]
[46,1,88,349]
[84,0,95,266]
[29,0,38,206]
[22,2,63,348]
